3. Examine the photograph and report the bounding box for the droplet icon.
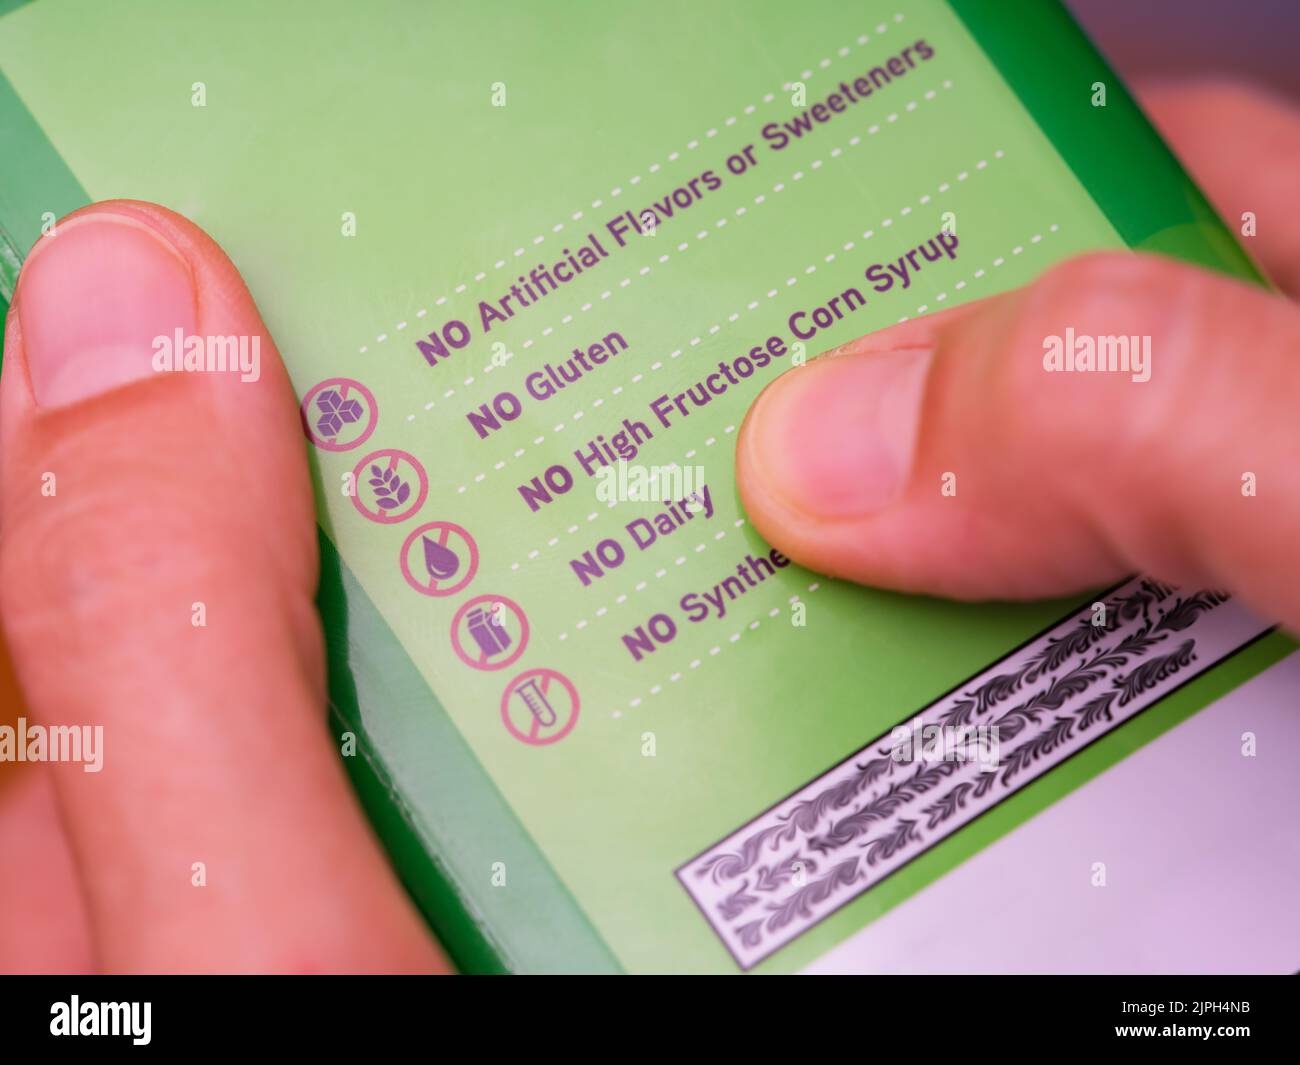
[423,535,460,581]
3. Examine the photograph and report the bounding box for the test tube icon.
[515,678,557,727]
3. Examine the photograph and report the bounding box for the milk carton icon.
[466,605,511,657]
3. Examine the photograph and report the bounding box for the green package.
[0,0,1288,973]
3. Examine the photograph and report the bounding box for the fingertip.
[16,209,198,408]
[740,347,932,521]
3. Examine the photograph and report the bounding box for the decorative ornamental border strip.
[675,577,1271,969]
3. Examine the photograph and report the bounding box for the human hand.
[1,81,1289,975]
[0,202,447,972]
[736,81,1300,633]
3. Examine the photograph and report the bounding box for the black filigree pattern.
[922,780,974,829]
[680,581,1244,967]
[807,761,958,854]
[1076,691,1117,732]
[752,852,819,893]
[695,750,896,883]
[862,819,923,867]
[1115,640,1197,706]
[999,715,1076,787]
[763,858,859,933]
[718,880,758,921]
[1154,591,1230,634]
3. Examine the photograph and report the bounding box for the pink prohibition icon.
[399,521,479,598]
[500,669,579,746]
[301,377,378,452]
[449,594,529,672]
[351,448,428,524]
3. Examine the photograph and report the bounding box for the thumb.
[0,202,444,972]
[736,252,1300,631]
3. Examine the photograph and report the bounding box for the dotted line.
[446,143,1000,483]
[363,13,908,355]
[506,222,1061,644]
[610,582,825,718]
[407,74,956,425]
[474,78,953,377]
[550,222,1057,640]
[790,15,904,84]
[557,510,748,641]
[501,508,604,569]
[895,222,1060,323]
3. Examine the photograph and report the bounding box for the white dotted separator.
[509,218,1055,631]
[364,13,909,355]
[508,217,1052,614]
[472,78,955,377]
[447,145,1003,489]
[501,221,1060,642]
[504,507,604,569]
[895,221,1061,323]
[610,582,825,718]
[543,227,1060,652]
[554,487,746,640]
[405,76,958,421]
